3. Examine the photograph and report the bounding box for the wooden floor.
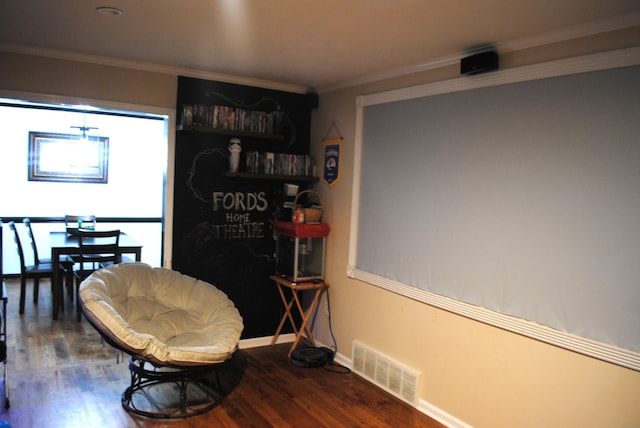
[0,278,445,428]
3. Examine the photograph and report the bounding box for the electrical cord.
[309,287,351,374]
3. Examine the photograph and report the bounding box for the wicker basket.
[294,189,323,223]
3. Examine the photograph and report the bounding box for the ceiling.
[1,1,639,92]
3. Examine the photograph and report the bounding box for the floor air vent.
[352,341,420,406]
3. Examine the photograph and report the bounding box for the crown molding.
[317,12,640,93]
[359,47,640,106]
[1,12,637,95]
[0,43,309,95]
[501,11,640,52]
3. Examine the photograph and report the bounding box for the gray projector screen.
[352,56,640,367]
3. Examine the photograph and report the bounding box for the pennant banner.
[323,138,342,187]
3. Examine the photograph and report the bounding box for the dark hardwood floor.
[0,278,445,428]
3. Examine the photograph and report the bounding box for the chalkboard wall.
[173,76,313,338]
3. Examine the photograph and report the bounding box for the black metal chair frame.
[82,307,225,419]
[123,357,224,419]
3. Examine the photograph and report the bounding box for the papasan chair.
[79,262,243,419]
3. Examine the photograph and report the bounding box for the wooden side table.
[270,275,328,357]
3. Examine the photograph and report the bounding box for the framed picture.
[28,131,109,183]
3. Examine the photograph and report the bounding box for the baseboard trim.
[239,333,295,349]
[417,399,474,428]
[331,346,472,428]
[238,337,472,427]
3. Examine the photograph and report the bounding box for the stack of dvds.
[181,104,283,135]
[244,151,313,177]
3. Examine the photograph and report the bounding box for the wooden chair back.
[65,215,97,231]
[77,229,121,272]
[22,218,43,265]
[7,222,28,273]
[8,221,57,315]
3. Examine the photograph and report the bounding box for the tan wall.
[0,52,177,108]
[310,27,640,428]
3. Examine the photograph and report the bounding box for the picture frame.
[28,131,109,183]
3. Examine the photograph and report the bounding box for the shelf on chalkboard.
[225,172,319,182]
[177,125,286,141]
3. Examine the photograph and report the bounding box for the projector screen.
[349,49,640,370]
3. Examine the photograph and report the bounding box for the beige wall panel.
[0,52,176,109]
[310,28,640,428]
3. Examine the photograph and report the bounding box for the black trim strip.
[0,217,162,224]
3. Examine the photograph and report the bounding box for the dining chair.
[74,229,120,321]
[23,218,75,305]
[0,221,8,409]
[8,221,59,315]
[0,220,3,282]
[65,215,97,232]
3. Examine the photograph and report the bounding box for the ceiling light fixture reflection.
[71,114,99,141]
[96,6,124,16]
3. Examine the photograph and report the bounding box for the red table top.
[274,221,330,238]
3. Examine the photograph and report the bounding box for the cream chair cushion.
[79,262,243,366]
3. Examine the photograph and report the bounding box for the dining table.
[50,231,142,320]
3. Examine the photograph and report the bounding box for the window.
[0,96,172,269]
